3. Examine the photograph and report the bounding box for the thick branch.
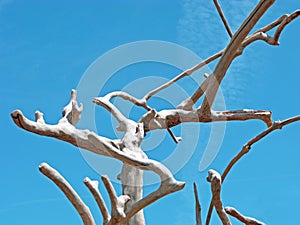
[207,170,231,225]
[141,108,272,132]
[200,0,274,116]
[194,182,202,225]
[225,207,266,225]
[84,177,111,224]
[39,163,96,225]
[11,110,115,157]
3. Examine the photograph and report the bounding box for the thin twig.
[142,50,223,102]
[213,0,233,38]
[206,115,300,225]
[194,182,202,225]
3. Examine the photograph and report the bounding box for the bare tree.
[11,1,300,225]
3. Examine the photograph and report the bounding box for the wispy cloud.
[177,0,260,108]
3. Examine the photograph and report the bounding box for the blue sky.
[1,1,300,225]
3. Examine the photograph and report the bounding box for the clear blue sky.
[1,1,300,225]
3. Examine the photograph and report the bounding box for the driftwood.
[11,1,300,225]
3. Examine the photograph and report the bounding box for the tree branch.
[225,207,266,225]
[101,175,130,223]
[200,0,275,116]
[141,108,272,132]
[100,91,151,111]
[206,170,231,225]
[84,177,111,224]
[213,0,233,38]
[194,182,202,225]
[39,163,96,225]
[206,115,300,225]
[142,50,223,103]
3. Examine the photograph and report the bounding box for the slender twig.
[39,163,96,225]
[206,115,300,225]
[142,50,223,102]
[213,0,233,38]
[222,115,300,181]
[274,10,300,44]
[84,177,111,224]
[194,182,202,225]
[225,207,266,225]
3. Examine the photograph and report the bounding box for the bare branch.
[207,170,231,225]
[222,115,300,181]
[141,108,272,132]
[206,115,300,225]
[167,128,182,144]
[101,175,130,221]
[213,0,233,38]
[62,89,83,125]
[39,163,96,225]
[11,110,115,157]
[93,96,129,132]
[101,91,151,111]
[194,182,202,225]
[142,50,223,103]
[274,10,300,44]
[225,207,266,225]
[84,177,111,224]
[200,0,275,116]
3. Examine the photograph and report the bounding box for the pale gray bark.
[10,1,300,225]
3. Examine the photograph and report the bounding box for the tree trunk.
[119,164,145,225]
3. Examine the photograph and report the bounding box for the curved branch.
[93,96,129,132]
[225,207,266,225]
[206,115,300,225]
[207,170,231,225]
[102,91,151,111]
[39,163,96,225]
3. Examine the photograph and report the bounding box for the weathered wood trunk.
[120,164,145,225]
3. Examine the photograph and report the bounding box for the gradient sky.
[1,1,300,225]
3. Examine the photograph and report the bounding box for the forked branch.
[206,115,300,225]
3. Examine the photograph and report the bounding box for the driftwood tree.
[11,1,300,225]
